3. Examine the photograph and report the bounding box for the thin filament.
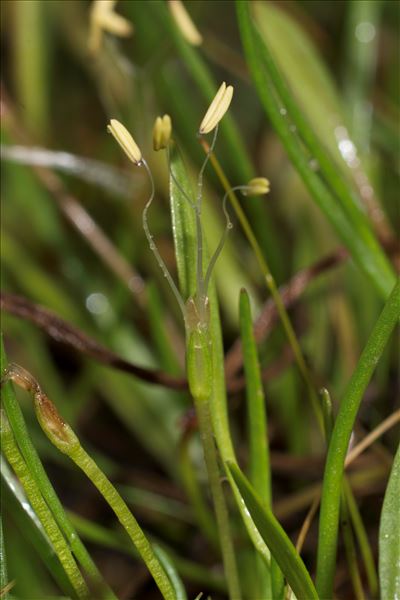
[142,160,186,318]
[203,186,245,296]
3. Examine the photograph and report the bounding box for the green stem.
[193,395,242,600]
[178,434,218,547]
[316,278,400,599]
[205,144,323,432]
[1,412,89,599]
[67,445,176,600]
[186,321,241,599]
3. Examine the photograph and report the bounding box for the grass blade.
[379,442,400,600]
[2,459,76,598]
[239,288,271,505]
[226,461,318,600]
[316,278,400,598]
[0,335,116,599]
[239,288,279,598]
[236,1,395,299]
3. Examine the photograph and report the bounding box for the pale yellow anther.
[107,119,142,165]
[89,0,133,55]
[199,82,234,135]
[242,177,271,196]
[168,0,203,46]
[153,114,172,151]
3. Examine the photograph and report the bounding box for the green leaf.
[239,288,271,505]
[1,459,77,598]
[236,1,395,299]
[379,443,400,600]
[0,336,114,598]
[168,143,235,459]
[253,2,345,165]
[316,278,400,599]
[226,461,318,600]
[169,143,197,301]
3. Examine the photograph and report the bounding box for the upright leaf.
[226,462,318,600]
[379,443,400,600]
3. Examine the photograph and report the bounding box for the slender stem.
[178,434,218,547]
[316,278,400,599]
[68,445,177,600]
[142,160,186,318]
[1,412,89,599]
[200,140,323,431]
[193,394,242,600]
[186,323,241,599]
[203,188,235,296]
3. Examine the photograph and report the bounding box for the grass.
[1,1,399,599]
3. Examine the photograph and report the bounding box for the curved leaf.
[226,461,318,600]
[379,443,400,600]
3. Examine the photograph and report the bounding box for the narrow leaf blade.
[226,461,318,600]
[379,443,400,600]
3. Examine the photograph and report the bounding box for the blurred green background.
[1,1,398,598]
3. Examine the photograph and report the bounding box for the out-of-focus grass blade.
[153,545,187,600]
[147,281,181,374]
[0,512,10,599]
[253,2,345,165]
[1,460,77,599]
[316,278,400,599]
[236,1,395,299]
[1,144,139,199]
[68,511,226,593]
[226,461,318,600]
[13,0,49,138]
[379,443,400,600]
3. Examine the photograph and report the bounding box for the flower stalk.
[106,85,271,598]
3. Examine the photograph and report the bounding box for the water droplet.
[149,243,155,250]
[309,158,319,171]
[279,107,287,116]
[227,223,233,230]
[85,292,109,315]
[355,22,376,43]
